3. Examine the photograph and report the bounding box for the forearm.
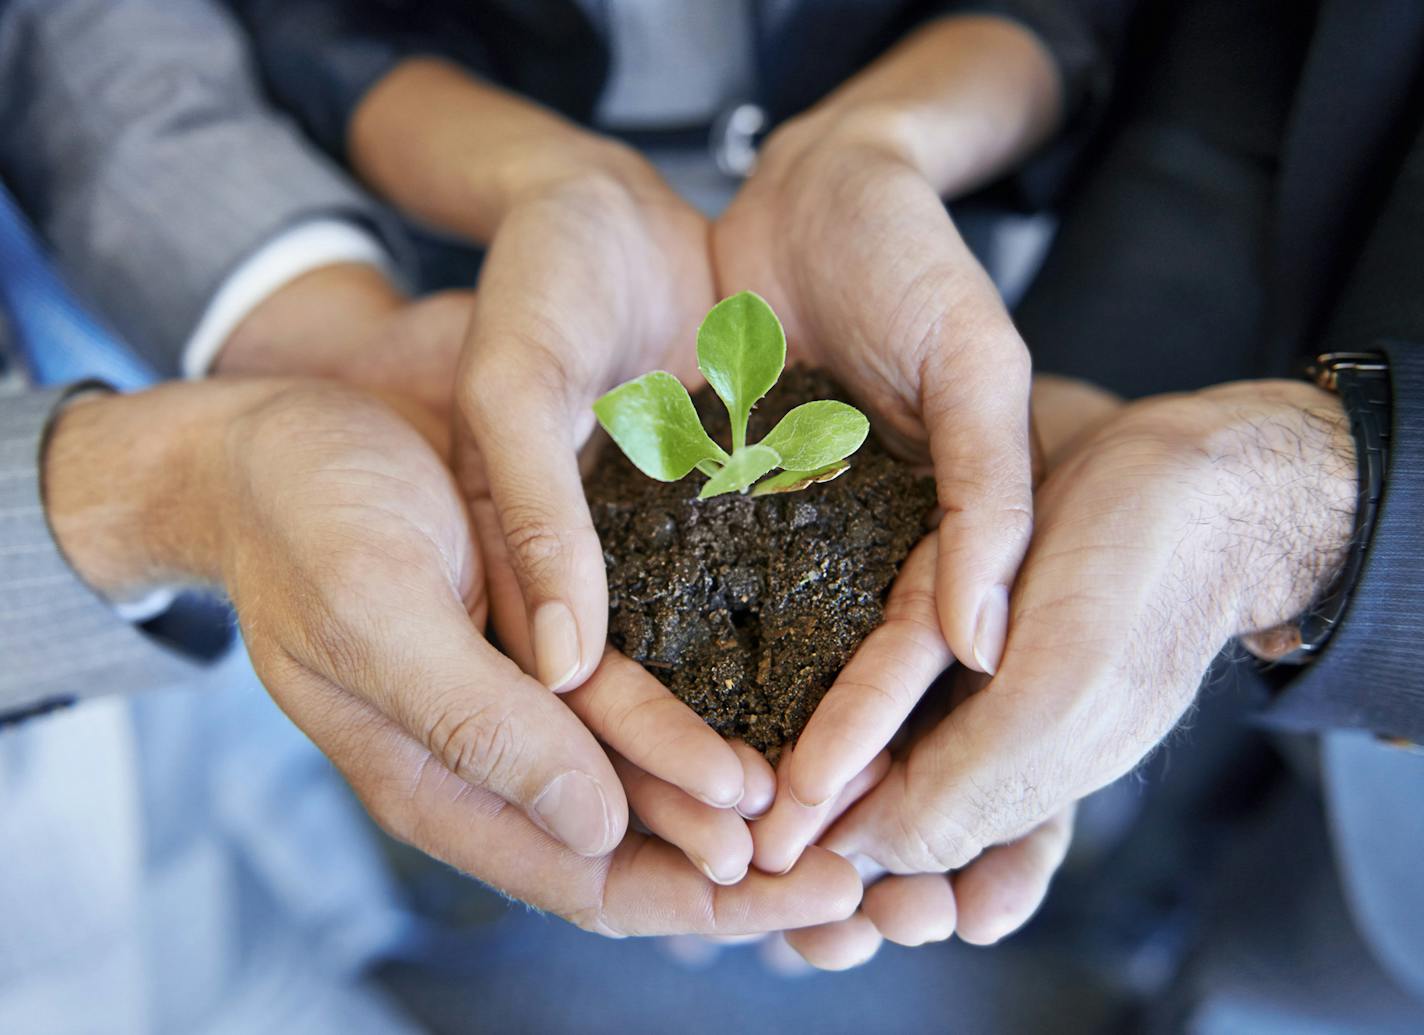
[213,263,404,378]
[766,15,1063,197]
[349,57,659,240]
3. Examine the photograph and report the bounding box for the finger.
[613,754,752,886]
[862,874,957,947]
[752,748,889,875]
[731,740,776,819]
[785,536,949,807]
[564,650,744,808]
[271,578,626,858]
[783,912,884,971]
[282,671,864,937]
[458,343,606,693]
[920,289,1034,676]
[468,482,535,672]
[952,806,1074,945]
[758,933,815,978]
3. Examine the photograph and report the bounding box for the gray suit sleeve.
[0,386,203,718]
[0,0,404,377]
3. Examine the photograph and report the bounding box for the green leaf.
[696,291,786,450]
[749,460,851,496]
[698,444,782,499]
[759,401,869,470]
[594,371,729,481]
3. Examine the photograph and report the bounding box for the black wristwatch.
[1285,350,1392,660]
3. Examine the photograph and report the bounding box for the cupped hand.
[714,113,1035,691]
[456,161,715,694]
[204,380,860,932]
[811,378,1356,945]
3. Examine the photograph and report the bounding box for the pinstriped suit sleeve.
[0,385,202,717]
[0,0,407,378]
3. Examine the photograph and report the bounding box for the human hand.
[455,158,715,693]
[713,110,1034,684]
[44,380,861,933]
[803,379,1356,949]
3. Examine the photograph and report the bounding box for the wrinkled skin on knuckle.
[426,701,524,791]
[358,752,437,849]
[887,761,981,873]
[501,512,575,586]
[463,332,576,422]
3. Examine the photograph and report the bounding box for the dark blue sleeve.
[1261,341,1424,744]
[223,0,499,158]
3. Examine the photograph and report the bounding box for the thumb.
[920,301,1034,675]
[458,353,607,693]
[274,580,627,858]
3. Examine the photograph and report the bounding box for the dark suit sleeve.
[1260,343,1424,744]
[221,0,483,158]
[1259,122,1424,744]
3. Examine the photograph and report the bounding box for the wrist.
[762,16,1061,196]
[215,263,405,379]
[42,380,286,598]
[351,57,661,238]
[1200,382,1358,636]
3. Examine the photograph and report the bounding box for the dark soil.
[587,367,936,761]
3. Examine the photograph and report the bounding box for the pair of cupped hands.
[205,110,1354,970]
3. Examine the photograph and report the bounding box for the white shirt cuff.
[180,219,395,379]
[112,587,181,623]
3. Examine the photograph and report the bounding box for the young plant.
[593,291,869,499]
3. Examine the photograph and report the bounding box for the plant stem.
[732,409,748,452]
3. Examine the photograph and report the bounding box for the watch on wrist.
[1284,350,1391,660]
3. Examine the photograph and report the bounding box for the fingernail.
[533,601,582,691]
[972,585,1009,675]
[736,790,773,820]
[694,786,744,810]
[788,784,829,810]
[692,853,748,886]
[534,771,612,856]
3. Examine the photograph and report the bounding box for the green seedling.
[593,291,869,499]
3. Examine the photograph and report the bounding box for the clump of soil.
[587,367,936,761]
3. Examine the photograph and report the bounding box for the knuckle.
[566,855,624,937]
[427,703,523,789]
[899,807,975,873]
[503,514,569,581]
[359,753,438,848]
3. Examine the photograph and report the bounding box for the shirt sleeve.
[0,386,205,720]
